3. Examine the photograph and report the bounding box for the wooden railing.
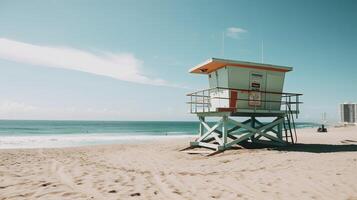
[187,87,302,116]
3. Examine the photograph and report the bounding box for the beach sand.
[0,126,357,200]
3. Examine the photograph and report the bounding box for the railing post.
[296,95,299,118]
[222,115,228,145]
[207,89,211,112]
[284,96,287,110]
[204,90,206,112]
[277,117,283,140]
[199,116,205,137]
[195,95,197,113]
[190,95,193,113]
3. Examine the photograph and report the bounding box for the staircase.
[283,104,297,144]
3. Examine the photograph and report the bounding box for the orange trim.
[191,61,290,74]
[229,63,288,72]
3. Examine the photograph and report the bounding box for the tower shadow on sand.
[237,141,357,153]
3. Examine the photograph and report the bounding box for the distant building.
[340,103,357,124]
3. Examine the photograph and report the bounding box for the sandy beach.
[0,126,357,200]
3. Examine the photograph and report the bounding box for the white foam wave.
[0,134,194,149]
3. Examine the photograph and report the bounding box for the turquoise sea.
[0,120,318,149]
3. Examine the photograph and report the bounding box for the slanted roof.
[189,58,293,74]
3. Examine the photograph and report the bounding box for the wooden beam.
[199,116,205,137]
[197,119,222,142]
[258,132,285,143]
[201,119,223,136]
[227,118,257,133]
[212,132,223,145]
[225,132,255,148]
[197,142,219,150]
[227,133,238,140]
[227,118,251,134]
[254,118,285,143]
[222,116,228,144]
[228,117,285,144]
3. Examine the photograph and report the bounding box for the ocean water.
[0,120,318,149]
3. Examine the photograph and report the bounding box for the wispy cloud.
[0,100,37,114]
[226,27,247,39]
[0,38,176,87]
[0,100,122,120]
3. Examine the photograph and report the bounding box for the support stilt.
[186,114,291,152]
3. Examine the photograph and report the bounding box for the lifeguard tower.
[185,58,302,154]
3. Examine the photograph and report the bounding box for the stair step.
[184,150,216,154]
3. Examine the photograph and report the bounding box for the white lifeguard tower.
[184,58,302,154]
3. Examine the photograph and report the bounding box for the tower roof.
[189,58,293,74]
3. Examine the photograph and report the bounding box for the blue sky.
[0,0,356,122]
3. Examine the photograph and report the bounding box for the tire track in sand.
[49,155,102,199]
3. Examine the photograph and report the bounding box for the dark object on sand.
[130,193,141,196]
[317,124,327,132]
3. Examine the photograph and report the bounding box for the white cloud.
[226,27,247,39]
[0,38,174,86]
[0,100,123,120]
[0,101,37,114]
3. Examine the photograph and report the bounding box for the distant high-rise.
[340,103,357,124]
